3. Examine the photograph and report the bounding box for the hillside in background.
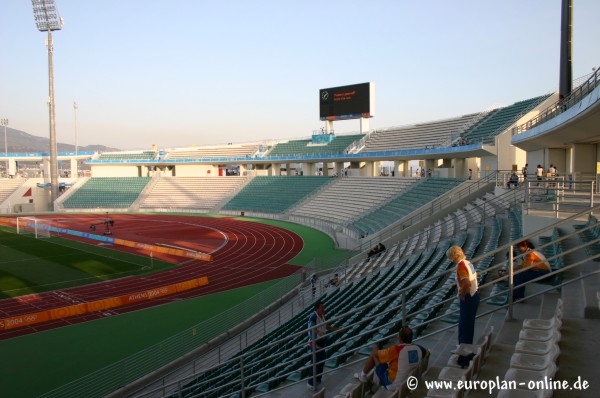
[1,127,119,153]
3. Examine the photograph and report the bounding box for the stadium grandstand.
[2,7,600,398]
[0,68,599,397]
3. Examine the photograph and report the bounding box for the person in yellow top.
[513,239,552,300]
[354,326,427,391]
[446,245,479,344]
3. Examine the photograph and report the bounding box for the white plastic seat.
[452,327,493,357]
[338,382,362,398]
[372,366,417,398]
[419,349,431,377]
[524,299,564,329]
[372,388,398,398]
[312,387,325,398]
[518,328,561,342]
[504,362,558,386]
[438,353,480,383]
[522,315,562,331]
[447,346,483,369]
[426,385,462,398]
[497,388,552,398]
[509,346,559,371]
[515,341,559,356]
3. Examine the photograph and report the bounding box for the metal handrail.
[38,271,307,398]
[127,204,600,398]
[356,172,499,253]
[512,67,600,135]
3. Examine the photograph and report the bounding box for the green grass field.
[0,225,175,299]
[0,215,350,398]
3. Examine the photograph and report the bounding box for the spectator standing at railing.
[521,164,529,181]
[310,273,317,298]
[307,301,338,388]
[446,245,479,344]
[536,164,545,183]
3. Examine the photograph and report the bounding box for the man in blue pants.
[447,245,480,344]
[307,301,338,388]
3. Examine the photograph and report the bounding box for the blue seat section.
[458,94,551,145]
[62,177,151,209]
[268,134,365,157]
[173,221,501,397]
[538,228,564,285]
[222,176,331,213]
[573,214,600,261]
[488,209,523,306]
[350,178,465,236]
[486,208,565,306]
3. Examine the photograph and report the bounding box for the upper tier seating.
[267,134,365,157]
[458,94,551,145]
[62,177,151,209]
[350,177,465,236]
[362,114,479,152]
[291,177,419,224]
[222,176,331,213]
[166,144,259,159]
[97,151,156,160]
[140,176,247,211]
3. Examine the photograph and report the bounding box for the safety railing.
[524,178,596,216]
[125,203,600,398]
[512,67,600,135]
[38,271,308,398]
[355,172,499,253]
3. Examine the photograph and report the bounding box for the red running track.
[0,214,304,340]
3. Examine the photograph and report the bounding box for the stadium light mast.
[559,0,573,99]
[31,0,63,207]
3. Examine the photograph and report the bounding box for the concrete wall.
[174,164,219,177]
[91,165,140,177]
[3,178,53,212]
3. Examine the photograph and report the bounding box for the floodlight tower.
[31,0,63,207]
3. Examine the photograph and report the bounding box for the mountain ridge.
[1,127,119,153]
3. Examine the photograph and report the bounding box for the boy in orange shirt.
[513,240,551,300]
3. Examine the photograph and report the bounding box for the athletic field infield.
[0,214,349,398]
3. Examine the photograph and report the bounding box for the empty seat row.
[498,299,563,397]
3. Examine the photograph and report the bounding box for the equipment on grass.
[16,217,52,238]
[90,219,114,235]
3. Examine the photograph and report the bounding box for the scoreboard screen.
[319,82,374,120]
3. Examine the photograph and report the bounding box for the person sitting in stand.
[507,172,519,188]
[367,244,381,260]
[327,273,340,288]
[354,326,428,391]
[513,240,552,300]
[367,243,386,261]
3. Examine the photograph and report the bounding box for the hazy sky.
[1,1,599,150]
